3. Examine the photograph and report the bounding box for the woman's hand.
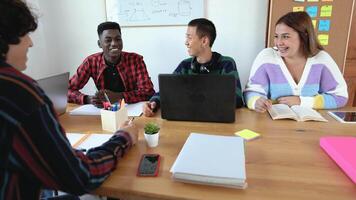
[254,97,272,113]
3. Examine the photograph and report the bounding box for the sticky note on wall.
[318,20,330,31]
[293,6,304,12]
[320,5,333,17]
[307,0,319,2]
[306,6,318,18]
[318,34,329,45]
[312,20,317,28]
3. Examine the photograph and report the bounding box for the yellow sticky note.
[312,20,317,28]
[318,34,329,45]
[235,129,261,141]
[320,5,333,17]
[293,6,304,12]
[322,0,333,2]
[307,0,319,2]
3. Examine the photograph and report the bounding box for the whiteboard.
[105,0,205,26]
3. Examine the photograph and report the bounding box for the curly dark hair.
[0,0,38,61]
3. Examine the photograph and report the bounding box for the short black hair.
[0,0,38,61]
[188,18,216,47]
[97,21,121,36]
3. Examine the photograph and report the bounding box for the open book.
[170,133,247,189]
[66,133,113,151]
[268,104,327,122]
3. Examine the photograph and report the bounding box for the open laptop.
[158,74,236,123]
[37,72,69,115]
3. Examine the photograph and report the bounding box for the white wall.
[25,0,268,95]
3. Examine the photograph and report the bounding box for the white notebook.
[170,133,247,189]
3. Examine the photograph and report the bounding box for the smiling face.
[274,23,304,59]
[6,34,33,71]
[185,26,205,57]
[98,29,123,64]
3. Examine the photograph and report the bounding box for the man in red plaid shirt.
[68,22,155,106]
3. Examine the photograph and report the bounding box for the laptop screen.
[158,74,236,123]
[37,72,69,115]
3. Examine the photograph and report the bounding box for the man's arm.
[68,59,93,104]
[13,102,134,195]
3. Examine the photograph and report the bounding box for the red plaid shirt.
[68,52,155,104]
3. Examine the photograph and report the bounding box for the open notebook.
[170,133,247,189]
[66,133,113,151]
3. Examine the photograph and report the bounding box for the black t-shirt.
[103,61,125,92]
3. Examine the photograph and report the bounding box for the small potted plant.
[144,122,160,147]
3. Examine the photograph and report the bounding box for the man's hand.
[143,101,157,117]
[84,95,103,108]
[117,121,138,145]
[277,96,301,107]
[101,89,124,104]
[254,97,272,113]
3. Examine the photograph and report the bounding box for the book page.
[126,101,145,116]
[69,104,101,116]
[77,133,113,150]
[268,104,298,120]
[291,106,327,122]
[66,133,86,147]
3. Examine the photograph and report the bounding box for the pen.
[129,117,135,124]
[103,91,111,105]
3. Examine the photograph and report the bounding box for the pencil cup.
[100,107,128,132]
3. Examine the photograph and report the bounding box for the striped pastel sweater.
[244,48,348,109]
[0,61,132,200]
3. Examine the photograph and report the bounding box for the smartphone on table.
[137,154,161,177]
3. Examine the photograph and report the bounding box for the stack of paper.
[170,133,247,189]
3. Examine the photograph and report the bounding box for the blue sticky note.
[306,6,318,18]
[319,20,330,32]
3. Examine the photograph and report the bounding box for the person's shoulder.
[253,48,279,64]
[309,50,339,69]
[311,50,333,60]
[173,57,192,73]
[219,54,236,63]
[121,51,143,60]
[257,48,276,58]
[0,68,46,112]
[83,52,103,62]
[180,57,193,64]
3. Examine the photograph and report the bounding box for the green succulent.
[144,122,160,135]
